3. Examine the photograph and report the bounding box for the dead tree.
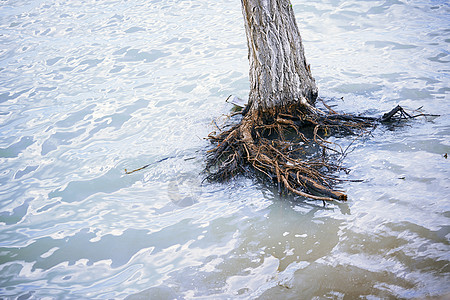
[205,0,434,202]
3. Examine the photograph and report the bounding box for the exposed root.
[205,103,439,202]
[206,104,370,201]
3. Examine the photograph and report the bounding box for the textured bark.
[241,0,318,114]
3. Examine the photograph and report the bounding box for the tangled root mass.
[205,102,429,202]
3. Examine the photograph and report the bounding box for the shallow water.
[0,0,449,299]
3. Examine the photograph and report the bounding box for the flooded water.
[0,0,449,298]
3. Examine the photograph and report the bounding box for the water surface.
[0,0,449,299]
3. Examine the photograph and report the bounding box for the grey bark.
[241,0,318,113]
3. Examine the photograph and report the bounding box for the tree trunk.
[241,0,318,114]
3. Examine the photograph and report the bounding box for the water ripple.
[0,0,449,298]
